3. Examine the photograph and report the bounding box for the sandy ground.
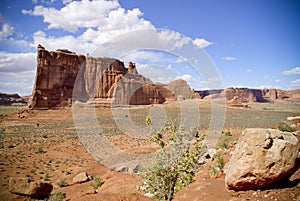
[0,101,299,201]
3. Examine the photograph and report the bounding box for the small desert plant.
[35,146,43,154]
[138,118,204,201]
[48,191,65,201]
[90,176,104,190]
[215,131,232,149]
[56,179,66,187]
[208,152,224,177]
[277,121,296,132]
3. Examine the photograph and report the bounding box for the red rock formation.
[166,79,194,100]
[29,45,85,108]
[30,45,188,109]
[197,88,300,103]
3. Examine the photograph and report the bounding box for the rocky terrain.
[0,100,299,201]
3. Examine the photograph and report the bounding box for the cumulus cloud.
[22,0,152,32]
[193,38,213,49]
[222,56,237,61]
[282,67,300,75]
[0,23,14,40]
[1,0,215,94]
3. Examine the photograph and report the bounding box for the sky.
[0,0,299,96]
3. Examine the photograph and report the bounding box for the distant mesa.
[0,92,29,106]
[29,45,194,109]
[195,87,300,105]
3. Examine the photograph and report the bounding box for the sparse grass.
[262,107,274,111]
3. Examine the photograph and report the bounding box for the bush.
[138,118,204,201]
[90,176,104,190]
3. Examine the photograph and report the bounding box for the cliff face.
[30,45,193,109]
[30,45,86,108]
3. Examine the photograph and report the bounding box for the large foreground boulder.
[224,128,299,190]
[9,178,53,198]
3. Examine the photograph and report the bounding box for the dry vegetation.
[0,100,299,201]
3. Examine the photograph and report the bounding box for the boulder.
[73,172,89,184]
[116,166,129,172]
[225,128,299,190]
[9,178,53,198]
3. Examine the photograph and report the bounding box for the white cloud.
[0,52,36,95]
[0,71,35,95]
[275,79,280,83]
[193,38,213,49]
[291,79,300,88]
[158,30,191,50]
[0,23,14,40]
[22,0,153,33]
[62,0,72,4]
[246,69,252,73]
[0,52,36,72]
[175,74,193,82]
[282,67,300,75]
[137,63,177,84]
[222,56,237,61]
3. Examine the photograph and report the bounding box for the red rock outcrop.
[166,79,194,100]
[30,45,189,109]
[29,45,85,108]
[196,88,300,103]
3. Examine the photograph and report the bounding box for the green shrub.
[56,179,66,187]
[208,152,224,177]
[35,146,43,154]
[215,131,232,149]
[48,191,65,201]
[277,121,296,132]
[138,118,204,201]
[90,176,104,190]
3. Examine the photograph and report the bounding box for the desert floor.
[0,100,299,201]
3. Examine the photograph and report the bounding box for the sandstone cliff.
[30,45,194,109]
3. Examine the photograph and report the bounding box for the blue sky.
[0,0,299,95]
